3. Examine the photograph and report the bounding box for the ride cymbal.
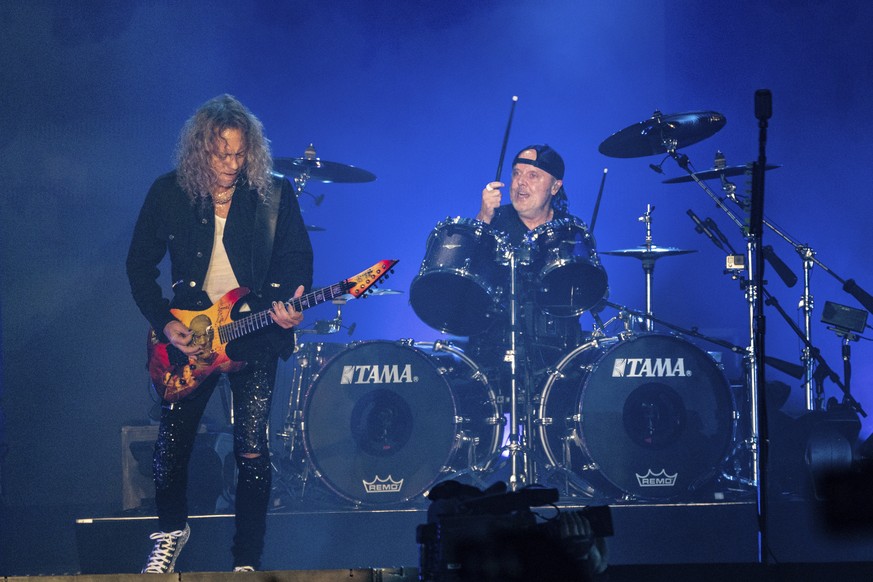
[662,164,781,184]
[598,111,726,158]
[274,157,376,183]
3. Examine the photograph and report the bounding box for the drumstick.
[589,167,608,236]
[495,96,519,181]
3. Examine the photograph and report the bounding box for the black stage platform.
[72,496,873,576]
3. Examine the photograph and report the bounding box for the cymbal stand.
[638,203,656,331]
[279,298,347,441]
[272,300,347,503]
[717,161,873,411]
[739,210,824,411]
[504,247,529,490]
[475,247,603,496]
[289,144,317,198]
[667,149,761,488]
[472,246,556,491]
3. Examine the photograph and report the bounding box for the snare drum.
[409,217,509,336]
[537,333,735,500]
[302,340,503,506]
[523,217,607,317]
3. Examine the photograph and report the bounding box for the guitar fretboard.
[217,282,350,343]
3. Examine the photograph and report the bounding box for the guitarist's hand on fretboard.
[147,259,397,402]
[163,320,203,357]
[269,285,305,329]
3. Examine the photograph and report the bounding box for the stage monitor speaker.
[121,425,159,511]
[121,424,233,513]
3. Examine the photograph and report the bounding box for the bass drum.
[409,217,509,336]
[302,340,503,506]
[537,334,735,500]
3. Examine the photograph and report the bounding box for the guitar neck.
[218,282,349,343]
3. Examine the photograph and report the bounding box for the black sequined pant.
[153,354,277,568]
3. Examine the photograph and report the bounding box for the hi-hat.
[598,111,726,158]
[601,245,697,260]
[662,164,781,184]
[274,157,376,183]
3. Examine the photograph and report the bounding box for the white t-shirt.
[202,214,241,303]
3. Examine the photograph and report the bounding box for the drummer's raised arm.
[478,181,504,223]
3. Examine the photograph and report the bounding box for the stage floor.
[72,494,873,576]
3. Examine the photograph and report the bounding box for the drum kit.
[267,110,870,510]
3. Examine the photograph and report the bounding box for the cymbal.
[274,157,376,183]
[337,288,403,301]
[598,111,726,158]
[662,164,781,184]
[601,245,697,260]
[305,224,325,232]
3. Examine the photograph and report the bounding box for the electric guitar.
[147,259,398,402]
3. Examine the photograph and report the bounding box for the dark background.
[1,0,872,574]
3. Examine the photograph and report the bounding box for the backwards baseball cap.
[512,144,565,180]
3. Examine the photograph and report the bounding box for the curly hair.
[175,94,273,207]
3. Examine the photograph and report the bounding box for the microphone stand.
[663,107,769,561]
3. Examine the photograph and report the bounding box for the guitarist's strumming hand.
[163,320,203,356]
[269,285,305,329]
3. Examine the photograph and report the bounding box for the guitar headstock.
[344,259,399,299]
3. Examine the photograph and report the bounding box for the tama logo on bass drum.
[611,357,689,378]
[341,364,415,384]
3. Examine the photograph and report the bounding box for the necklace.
[212,185,236,205]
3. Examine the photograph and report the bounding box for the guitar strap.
[251,183,281,296]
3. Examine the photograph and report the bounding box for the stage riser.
[9,563,873,582]
[4,571,409,582]
[76,503,759,575]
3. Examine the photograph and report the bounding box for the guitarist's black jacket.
[126,170,314,361]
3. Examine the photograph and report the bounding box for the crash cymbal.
[601,245,697,260]
[598,111,726,158]
[305,224,325,232]
[662,164,781,184]
[274,157,376,183]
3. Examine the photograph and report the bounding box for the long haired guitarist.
[126,94,313,573]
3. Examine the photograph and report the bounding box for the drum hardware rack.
[270,299,351,506]
[663,146,765,490]
[673,147,869,494]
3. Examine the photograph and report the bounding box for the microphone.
[762,245,798,287]
[755,89,772,122]
[648,154,668,174]
[687,209,725,251]
[764,356,805,379]
[671,151,690,171]
[843,279,873,316]
[347,322,357,336]
[704,217,733,253]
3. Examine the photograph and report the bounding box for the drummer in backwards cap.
[469,144,602,376]
[478,144,570,243]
